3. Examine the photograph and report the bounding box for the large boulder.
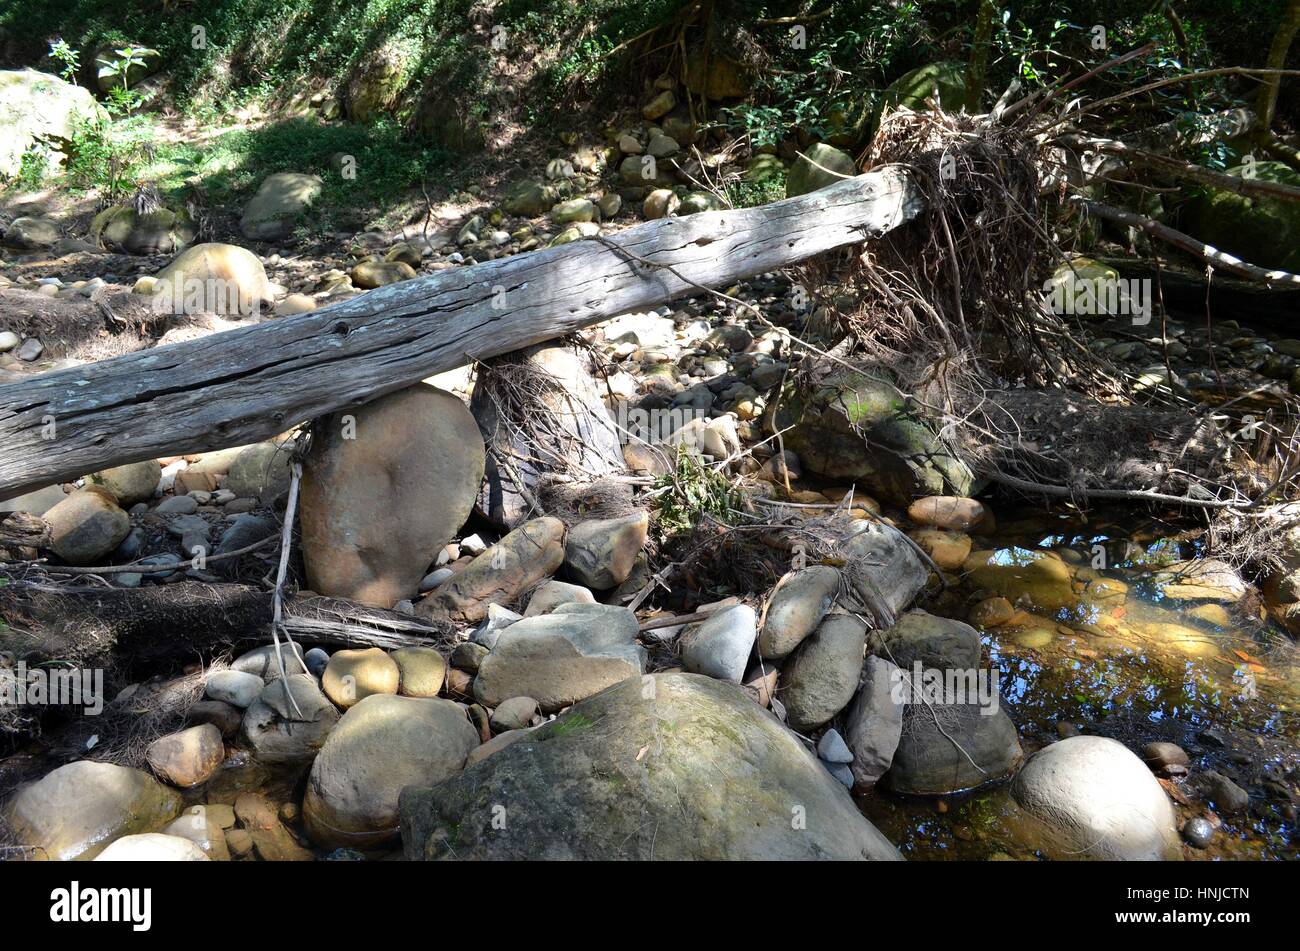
[418,517,566,625]
[301,384,484,607]
[766,370,976,505]
[0,69,103,179]
[304,694,477,848]
[1010,735,1183,860]
[3,761,181,861]
[4,216,59,249]
[473,603,645,713]
[880,62,967,114]
[91,42,163,93]
[473,345,625,529]
[778,613,867,732]
[43,488,130,565]
[346,40,411,123]
[885,701,1021,795]
[151,243,272,316]
[400,673,902,860]
[785,143,857,198]
[1183,160,1300,275]
[240,172,323,242]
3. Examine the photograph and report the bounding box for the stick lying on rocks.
[0,170,923,499]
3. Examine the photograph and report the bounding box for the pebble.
[817,728,854,764]
[304,647,330,678]
[419,567,454,592]
[1182,816,1215,849]
[1141,740,1190,777]
[156,495,199,515]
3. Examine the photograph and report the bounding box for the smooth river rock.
[301,384,485,608]
[1010,735,1183,860]
[304,694,478,848]
[401,673,902,860]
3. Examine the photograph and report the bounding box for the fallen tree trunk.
[0,170,923,499]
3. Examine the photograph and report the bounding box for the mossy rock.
[881,61,968,114]
[346,40,413,123]
[92,205,196,255]
[400,673,901,860]
[1182,160,1300,274]
[502,179,559,217]
[765,370,976,504]
[745,153,785,186]
[785,143,857,198]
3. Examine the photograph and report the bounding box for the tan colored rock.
[351,260,416,288]
[88,460,160,506]
[418,517,566,625]
[963,548,1076,616]
[301,384,484,607]
[152,243,272,316]
[275,293,317,315]
[161,807,231,860]
[145,724,225,788]
[758,565,840,660]
[322,647,401,709]
[3,761,181,861]
[563,512,649,589]
[908,495,987,531]
[234,792,314,861]
[390,646,447,698]
[304,694,477,848]
[909,528,971,570]
[43,488,130,565]
[968,596,1015,628]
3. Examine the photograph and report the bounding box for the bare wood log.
[1060,133,1300,203]
[0,171,923,499]
[1074,197,1300,286]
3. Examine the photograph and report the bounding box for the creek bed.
[858,505,1299,861]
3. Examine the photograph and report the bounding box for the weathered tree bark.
[1256,0,1300,138]
[1076,197,1300,285]
[0,171,923,499]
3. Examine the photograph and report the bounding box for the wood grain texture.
[0,169,922,498]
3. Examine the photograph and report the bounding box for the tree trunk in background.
[965,0,999,111]
[1257,0,1300,136]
